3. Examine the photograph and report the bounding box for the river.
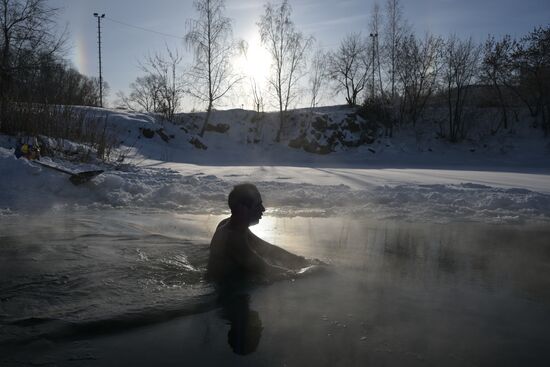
[1,209,549,366]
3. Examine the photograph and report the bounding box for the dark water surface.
[1,209,549,366]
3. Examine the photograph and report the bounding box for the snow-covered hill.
[1,106,549,223]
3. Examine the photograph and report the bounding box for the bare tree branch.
[328,33,369,106]
[185,0,241,136]
[258,0,313,142]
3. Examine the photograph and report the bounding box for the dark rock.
[288,134,331,155]
[205,123,230,133]
[344,118,361,133]
[156,128,170,142]
[326,132,339,145]
[189,137,208,150]
[141,128,155,139]
[312,116,328,131]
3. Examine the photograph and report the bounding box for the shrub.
[1,103,117,161]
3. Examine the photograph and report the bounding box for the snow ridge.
[1,148,548,224]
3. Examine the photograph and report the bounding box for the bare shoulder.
[216,217,231,230]
[211,218,232,243]
[210,220,230,250]
[211,219,247,249]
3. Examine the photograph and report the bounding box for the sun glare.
[250,215,277,244]
[237,35,271,85]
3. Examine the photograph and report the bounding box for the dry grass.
[1,103,117,161]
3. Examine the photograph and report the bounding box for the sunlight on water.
[249,215,277,244]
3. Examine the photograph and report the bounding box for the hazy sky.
[50,0,550,109]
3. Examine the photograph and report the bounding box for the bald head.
[228,183,261,213]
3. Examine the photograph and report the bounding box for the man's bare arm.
[228,231,293,276]
[247,231,308,269]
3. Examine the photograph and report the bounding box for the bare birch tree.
[308,47,327,109]
[384,0,407,100]
[185,0,240,136]
[258,0,313,142]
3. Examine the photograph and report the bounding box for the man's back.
[207,218,239,281]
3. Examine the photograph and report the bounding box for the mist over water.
[0,210,218,344]
[1,209,550,366]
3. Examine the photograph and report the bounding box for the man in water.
[207,183,312,283]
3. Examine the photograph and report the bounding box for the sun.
[236,34,271,85]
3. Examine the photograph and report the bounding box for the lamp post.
[369,33,378,100]
[93,13,105,107]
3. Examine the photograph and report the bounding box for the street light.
[369,33,378,99]
[93,13,105,107]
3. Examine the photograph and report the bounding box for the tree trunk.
[494,83,508,130]
[276,64,284,142]
[276,109,284,142]
[200,101,213,137]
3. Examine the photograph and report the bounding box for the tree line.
[118,0,549,142]
[0,0,107,134]
[2,0,548,143]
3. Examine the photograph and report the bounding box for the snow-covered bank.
[1,107,549,224]
[117,106,550,168]
[1,146,549,224]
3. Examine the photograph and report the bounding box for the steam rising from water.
[1,209,550,366]
[0,210,219,344]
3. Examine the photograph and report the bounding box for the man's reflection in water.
[218,293,262,355]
